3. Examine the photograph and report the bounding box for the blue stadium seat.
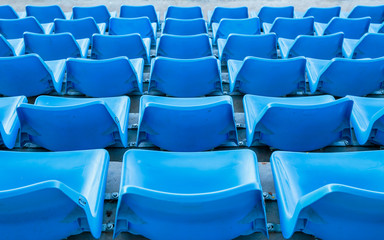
[314,17,371,39]
[24,32,90,60]
[54,17,106,40]
[0,5,19,19]
[0,34,23,56]
[263,17,314,39]
[343,33,384,58]
[157,34,212,59]
[208,7,248,27]
[0,150,109,240]
[114,149,267,240]
[295,6,341,23]
[370,22,384,32]
[279,32,344,59]
[243,94,352,151]
[120,5,160,29]
[73,5,116,30]
[212,17,260,43]
[0,54,65,97]
[164,6,203,19]
[344,5,384,23]
[228,57,306,96]
[347,96,384,146]
[66,57,144,97]
[109,17,156,46]
[26,5,67,33]
[253,6,294,30]
[17,96,130,151]
[149,56,222,97]
[0,17,45,40]
[306,57,384,96]
[162,18,207,35]
[0,96,27,149]
[91,33,150,64]
[218,33,277,62]
[271,150,384,240]
[137,95,237,151]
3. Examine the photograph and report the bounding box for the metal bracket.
[263,192,277,201]
[105,192,119,200]
[128,124,139,129]
[267,223,281,233]
[102,223,114,232]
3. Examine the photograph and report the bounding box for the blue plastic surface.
[26,5,65,23]
[279,32,344,59]
[228,57,306,96]
[208,7,248,26]
[0,17,44,39]
[0,149,109,239]
[218,33,277,62]
[343,33,384,58]
[0,96,27,149]
[263,17,314,39]
[297,6,340,23]
[17,96,130,151]
[66,57,144,97]
[0,5,19,19]
[271,150,384,240]
[347,5,384,23]
[156,34,212,59]
[120,5,159,29]
[54,17,106,40]
[256,6,294,28]
[165,6,203,19]
[91,33,150,64]
[109,17,156,46]
[137,95,237,151]
[306,57,384,97]
[0,34,16,56]
[243,94,352,151]
[73,5,113,29]
[0,54,65,97]
[162,18,207,35]
[315,17,371,39]
[24,32,90,60]
[149,56,222,97]
[115,149,267,240]
[347,96,384,146]
[212,17,260,43]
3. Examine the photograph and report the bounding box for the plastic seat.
[24,32,90,60]
[0,96,27,149]
[156,34,212,59]
[0,17,45,39]
[295,6,341,23]
[162,18,207,36]
[26,5,67,33]
[306,57,384,97]
[345,5,384,23]
[0,150,109,240]
[0,54,65,97]
[164,6,203,19]
[114,149,267,240]
[271,150,384,240]
[54,17,106,40]
[343,33,384,59]
[279,32,344,59]
[212,17,260,43]
[73,5,116,30]
[314,17,371,39]
[228,57,306,96]
[263,17,314,39]
[149,56,222,97]
[370,22,384,33]
[91,33,150,64]
[66,57,144,97]
[109,17,156,46]
[347,96,384,146]
[218,33,277,62]
[0,5,19,19]
[120,5,160,29]
[137,95,237,151]
[254,6,294,29]
[243,94,352,151]
[17,96,129,151]
[0,34,23,56]
[208,7,248,27]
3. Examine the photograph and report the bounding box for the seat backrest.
[163,18,207,35]
[26,5,65,23]
[352,33,384,59]
[210,7,248,24]
[109,17,154,40]
[348,5,384,23]
[73,5,111,27]
[0,34,15,56]
[258,6,294,25]
[0,5,19,19]
[165,6,203,19]
[54,17,100,39]
[216,17,260,40]
[304,6,341,23]
[324,17,371,39]
[0,17,44,39]
[120,5,158,23]
[270,17,314,39]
